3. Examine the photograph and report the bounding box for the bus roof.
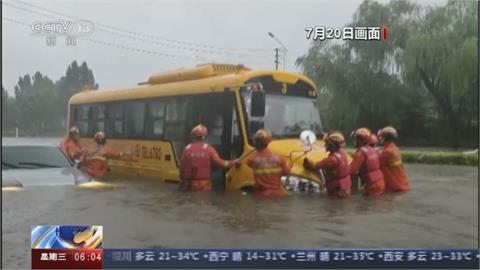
[69,64,316,104]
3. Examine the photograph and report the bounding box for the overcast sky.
[2,0,442,95]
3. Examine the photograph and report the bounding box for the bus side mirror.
[250,91,265,117]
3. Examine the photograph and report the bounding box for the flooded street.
[2,138,479,269]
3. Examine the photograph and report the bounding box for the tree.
[403,0,478,148]
[6,61,98,136]
[297,1,417,139]
[297,0,478,148]
[14,72,57,135]
[2,86,18,134]
[55,61,98,129]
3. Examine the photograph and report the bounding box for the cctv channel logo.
[31,20,94,46]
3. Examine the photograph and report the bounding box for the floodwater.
[2,138,479,269]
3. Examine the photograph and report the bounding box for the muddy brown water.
[2,138,479,269]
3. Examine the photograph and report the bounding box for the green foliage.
[3,61,97,136]
[401,152,478,166]
[14,72,57,135]
[56,61,98,117]
[2,86,18,135]
[403,1,478,148]
[345,149,478,166]
[297,0,478,149]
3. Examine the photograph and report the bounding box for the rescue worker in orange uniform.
[349,128,385,197]
[377,126,410,193]
[60,126,84,162]
[303,131,351,198]
[180,124,235,192]
[247,129,291,197]
[82,131,133,179]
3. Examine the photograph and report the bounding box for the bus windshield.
[243,93,323,139]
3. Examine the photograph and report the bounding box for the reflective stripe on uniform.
[391,159,402,167]
[89,156,107,162]
[253,167,282,175]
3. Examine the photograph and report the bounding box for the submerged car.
[2,143,92,188]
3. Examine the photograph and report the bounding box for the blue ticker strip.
[102,248,480,269]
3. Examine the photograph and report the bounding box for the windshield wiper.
[1,161,21,169]
[17,162,63,168]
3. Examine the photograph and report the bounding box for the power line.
[3,16,271,66]
[2,17,206,60]
[4,1,271,60]
[8,0,271,55]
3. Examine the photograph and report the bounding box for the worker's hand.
[233,159,241,168]
[303,158,314,171]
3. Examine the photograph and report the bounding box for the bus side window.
[165,97,188,140]
[146,100,166,139]
[95,104,106,133]
[165,97,189,164]
[88,105,97,136]
[70,106,79,131]
[75,105,90,137]
[70,106,78,125]
[106,103,124,138]
[125,101,145,138]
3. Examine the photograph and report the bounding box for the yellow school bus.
[68,63,329,190]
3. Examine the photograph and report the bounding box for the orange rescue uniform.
[349,147,385,197]
[180,142,230,192]
[309,150,352,198]
[60,137,83,161]
[247,149,290,197]
[379,142,410,193]
[82,145,122,179]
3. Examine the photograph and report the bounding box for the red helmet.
[323,130,346,147]
[377,126,398,140]
[94,131,106,144]
[254,129,272,148]
[69,126,79,135]
[191,124,208,138]
[352,128,372,144]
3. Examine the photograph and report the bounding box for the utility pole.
[268,32,287,70]
[274,48,279,70]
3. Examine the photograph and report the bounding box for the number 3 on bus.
[68,63,328,190]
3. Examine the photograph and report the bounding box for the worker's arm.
[62,141,78,160]
[208,146,231,168]
[280,156,291,175]
[71,145,85,159]
[105,147,136,161]
[349,151,365,175]
[303,155,336,172]
[81,148,95,160]
[246,155,255,169]
[66,146,77,160]
[314,155,338,170]
[105,148,123,159]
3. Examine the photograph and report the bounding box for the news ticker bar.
[32,248,480,269]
